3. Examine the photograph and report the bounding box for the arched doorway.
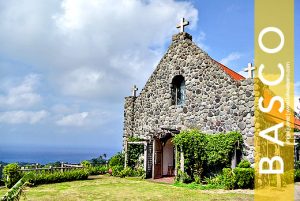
[162,138,175,176]
[153,137,175,179]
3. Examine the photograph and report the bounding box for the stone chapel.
[123,18,255,179]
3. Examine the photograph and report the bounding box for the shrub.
[111,165,124,177]
[204,174,223,186]
[295,161,300,169]
[81,160,92,168]
[88,166,108,175]
[1,173,33,201]
[175,170,192,183]
[111,166,145,178]
[127,138,144,169]
[233,168,254,189]
[2,163,23,188]
[221,168,235,190]
[134,167,146,179]
[28,169,89,186]
[173,129,243,182]
[237,160,251,168]
[109,153,125,167]
[295,169,300,182]
[119,167,134,178]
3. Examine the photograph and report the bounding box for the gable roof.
[214,60,246,81]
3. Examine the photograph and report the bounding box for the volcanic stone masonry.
[123,32,255,163]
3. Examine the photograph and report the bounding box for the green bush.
[28,169,89,186]
[1,173,33,201]
[119,167,134,178]
[173,129,243,182]
[111,165,124,177]
[233,168,254,189]
[295,169,300,182]
[175,170,192,183]
[127,138,144,169]
[81,160,92,168]
[237,160,251,168]
[88,166,108,175]
[134,167,146,179]
[2,163,23,188]
[204,174,223,186]
[109,153,125,167]
[111,166,145,178]
[221,168,235,190]
[295,161,300,169]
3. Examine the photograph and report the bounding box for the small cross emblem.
[132,85,138,97]
[244,63,256,78]
[176,18,189,33]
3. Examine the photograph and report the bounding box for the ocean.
[0,146,118,164]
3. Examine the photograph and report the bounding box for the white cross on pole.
[132,85,138,97]
[176,18,189,33]
[244,63,256,78]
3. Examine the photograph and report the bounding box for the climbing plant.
[173,129,243,181]
[127,137,144,169]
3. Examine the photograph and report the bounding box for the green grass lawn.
[0,175,253,201]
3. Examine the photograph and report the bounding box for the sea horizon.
[0,145,119,165]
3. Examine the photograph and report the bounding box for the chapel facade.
[123,19,254,179]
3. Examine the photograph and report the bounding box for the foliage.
[28,169,89,186]
[206,166,254,190]
[295,161,300,170]
[88,166,108,175]
[233,168,254,189]
[127,137,144,169]
[111,165,124,177]
[221,168,235,190]
[109,152,125,167]
[111,166,145,179]
[2,163,23,188]
[175,170,192,183]
[173,129,207,180]
[1,173,33,201]
[295,169,300,182]
[90,154,107,166]
[81,160,92,168]
[204,174,223,187]
[173,129,243,182]
[119,167,134,178]
[205,132,243,169]
[44,161,61,168]
[237,160,251,168]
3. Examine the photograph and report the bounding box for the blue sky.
[0,0,299,163]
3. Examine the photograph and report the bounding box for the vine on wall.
[173,129,243,181]
[127,137,144,169]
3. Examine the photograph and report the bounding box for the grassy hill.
[0,175,253,201]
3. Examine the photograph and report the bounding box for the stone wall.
[123,32,254,163]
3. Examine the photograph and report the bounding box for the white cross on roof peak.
[176,18,189,33]
[243,63,256,78]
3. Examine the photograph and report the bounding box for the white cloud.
[0,0,198,100]
[56,112,89,126]
[0,110,48,124]
[220,52,242,66]
[0,74,41,109]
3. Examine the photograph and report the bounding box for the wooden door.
[154,140,162,179]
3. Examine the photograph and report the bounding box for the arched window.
[171,75,185,105]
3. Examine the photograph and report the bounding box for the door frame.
[152,138,163,179]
